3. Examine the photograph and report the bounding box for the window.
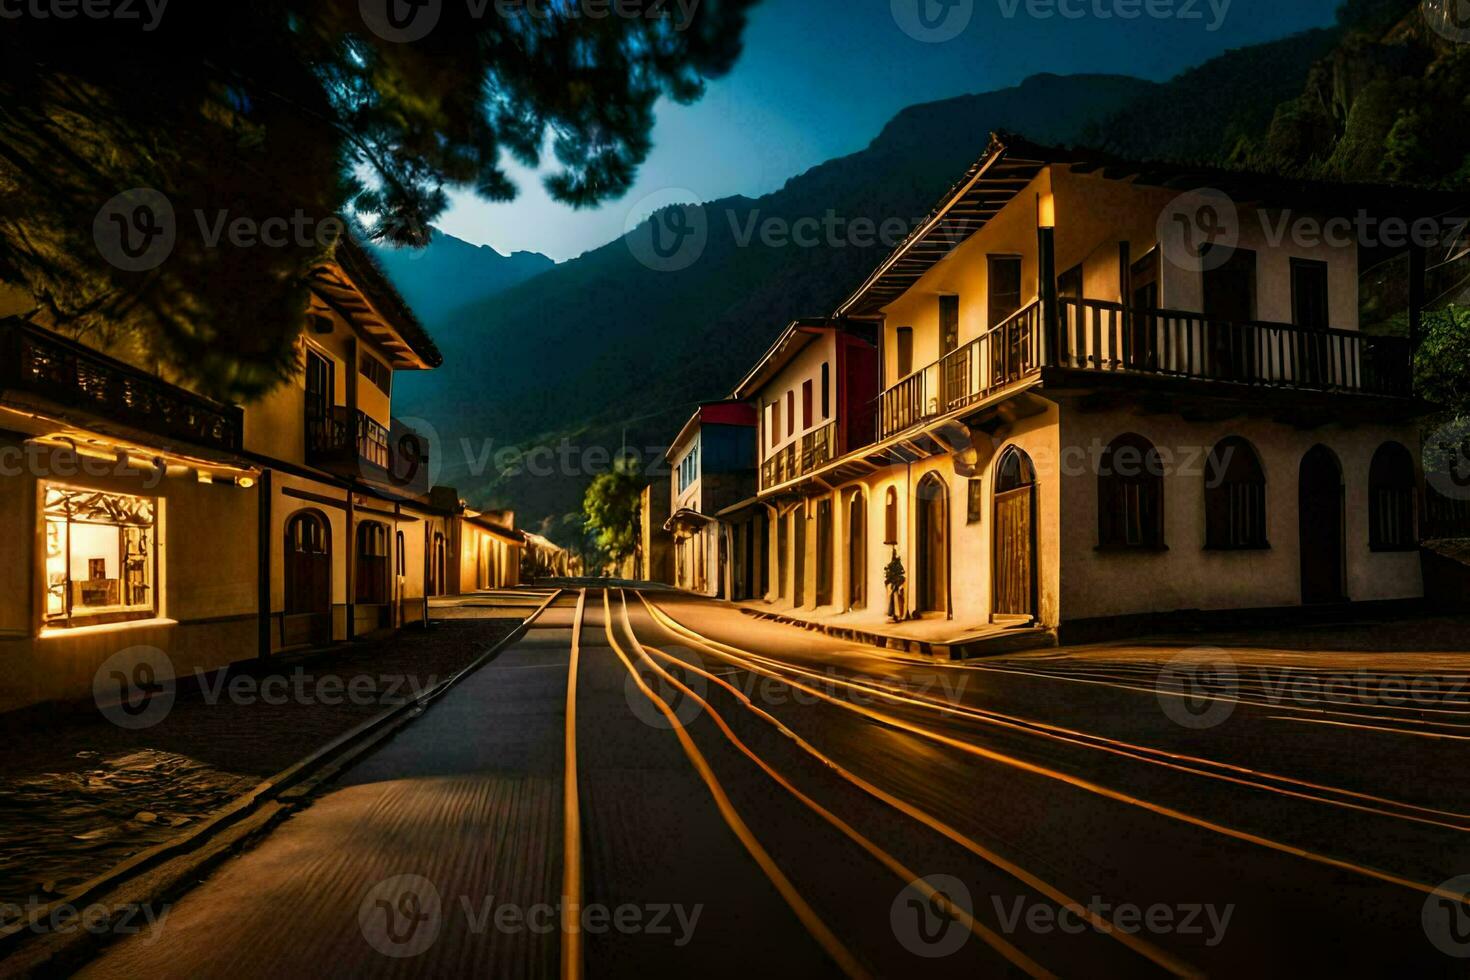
[802,379,814,429]
[1205,437,1268,549]
[1291,259,1329,331]
[1130,249,1160,310]
[786,390,795,436]
[356,521,390,604]
[884,486,899,545]
[940,295,960,354]
[360,353,392,395]
[43,485,158,628]
[1058,264,1083,299]
[896,327,914,378]
[988,256,1022,328]
[396,530,406,576]
[821,363,830,420]
[769,402,780,449]
[1369,442,1417,551]
[678,440,700,493]
[1202,246,1257,323]
[1098,434,1165,549]
[967,478,984,525]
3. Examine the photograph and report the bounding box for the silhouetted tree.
[0,0,758,399]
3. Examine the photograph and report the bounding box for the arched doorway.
[847,489,867,610]
[1299,445,1345,604]
[915,474,949,615]
[355,521,390,605]
[993,447,1037,619]
[285,510,331,645]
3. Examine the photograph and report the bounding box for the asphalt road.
[76,587,1470,978]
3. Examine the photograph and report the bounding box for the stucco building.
[0,236,524,713]
[713,134,1457,637]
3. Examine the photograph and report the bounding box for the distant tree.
[1418,306,1470,415]
[582,459,643,569]
[0,0,758,400]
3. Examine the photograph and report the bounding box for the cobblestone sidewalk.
[0,617,517,917]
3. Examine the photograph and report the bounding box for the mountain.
[390,72,1155,532]
[371,229,554,328]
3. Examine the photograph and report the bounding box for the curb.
[737,607,1056,660]
[0,589,565,978]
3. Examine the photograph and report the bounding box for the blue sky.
[435,0,1344,262]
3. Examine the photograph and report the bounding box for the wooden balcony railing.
[307,406,430,493]
[880,300,1043,439]
[759,419,838,491]
[1056,299,1412,397]
[876,298,1412,440]
[0,318,244,453]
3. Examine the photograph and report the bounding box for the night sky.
[439,0,1343,262]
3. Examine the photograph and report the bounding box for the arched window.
[1369,442,1417,551]
[884,486,899,545]
[1098,433,1165,549]
[355,521,390,604]
[1205,437,1267,549]
[395,530,406,577]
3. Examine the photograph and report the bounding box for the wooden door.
[285,512,331,645]
[915,477,948,614]
[1299,446,1345,604]
[993,487,1035,618]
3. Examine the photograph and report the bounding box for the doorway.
[992,448,1037,619]
[915,474,949,615]
[285,511,332,646]
[1299,445,1346,604]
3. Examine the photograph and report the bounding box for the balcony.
[881,301,1043,439]
[876,298,1413,440]
[307,407,430,495]
[1055,298,1412,396]
[0,318,244,453]
[760,419,837,492]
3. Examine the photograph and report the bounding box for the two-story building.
[740,133,1457,637]
[0,234,488,713]
[728,320,880,609]
[664,401,757,598]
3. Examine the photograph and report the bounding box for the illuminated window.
[44,484,158,628]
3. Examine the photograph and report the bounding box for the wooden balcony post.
[1037,225,1059,367]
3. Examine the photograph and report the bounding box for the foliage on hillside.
[394,74,1157,538]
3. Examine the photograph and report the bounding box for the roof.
[837,131,1470,318]
[730,318,833,399]
[465,512,525,544]
[666,399,759,461]
[309,233,444,370]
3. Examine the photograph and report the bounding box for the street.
[75,588,1470,978]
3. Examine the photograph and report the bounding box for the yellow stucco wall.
[0,438,258,713]
[1057,411,1423,621]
